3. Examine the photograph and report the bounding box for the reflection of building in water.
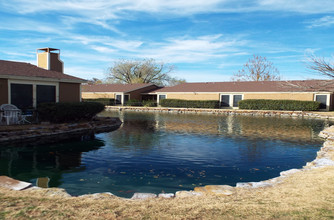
[154,114,322,142]
[0,139,104,187]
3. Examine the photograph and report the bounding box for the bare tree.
[307,55,334,78]
[167,77,186,86]
[107,59,184,86]
[231,55,280,81]
[87,78,103,84]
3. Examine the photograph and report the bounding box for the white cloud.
[130,35,248,63]
[90,46,118,54]
[2,0,334,32]
[306,16,334,28]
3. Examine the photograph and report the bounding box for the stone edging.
[105,106,334,120]
[2,110,334,200]
[0,117,122,145]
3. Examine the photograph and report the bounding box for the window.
[124,94,129,104]
[159,95,166,100]
[316,95,327,109]
[233,95,243,107]
[10,83,33,109]
[221,95,230,107]
[115,95,122,104]
[37,85,56,105]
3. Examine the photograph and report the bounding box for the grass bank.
[1,165,334,219]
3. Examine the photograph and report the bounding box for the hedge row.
[125,100,157,107]
[82,98,116,106]
[238,99,321,111]
[160,99,220,109]
[82,98,157,107]
[37,102,105,123]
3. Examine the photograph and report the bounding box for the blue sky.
[1,0,334,82]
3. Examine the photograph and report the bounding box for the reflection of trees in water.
[104,111,329,164]
[105,117,161,150]
[0,139,104,187]
[235,116,328,143]
[148,112,328,143]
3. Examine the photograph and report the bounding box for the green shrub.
[82,98,115,106]
[37,102,105,123]
[142,100,157,107]
[124,99,143,106]
[238,99,320,111]
[160,99,220,109]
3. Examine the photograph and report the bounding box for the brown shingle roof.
[155,80,334,93]
[82,83,156,93]
[0,60,85,82]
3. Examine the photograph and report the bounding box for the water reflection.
[103,116,160,150]
[0,111,330,197]
[0,139,104,187]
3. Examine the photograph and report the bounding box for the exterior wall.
[59,82,81,102]
[128,85,159,100]
[162,92,315,101]
[165,93,220,101]
[37,52,63,72]
[244,93,314,101]
[0,78,8,105]
[82,92,115,99]
[37,53,48,69]
[49,53,63,73]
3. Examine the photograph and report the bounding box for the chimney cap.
[37,48,60,53]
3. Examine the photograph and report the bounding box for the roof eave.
[0,74,86,84]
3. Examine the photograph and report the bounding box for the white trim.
[79,84,82,102]
[115,93,123,105]
[219,93,244,109]
[8,79,59,108]
[157,94,167,105]
[0,75,85,84]
[314,93,331,111]
[155,91,324,95]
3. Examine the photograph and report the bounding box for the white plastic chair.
[0,104,22,125]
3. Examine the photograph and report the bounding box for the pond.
[0,111,330,198]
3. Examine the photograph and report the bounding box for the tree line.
[89,54,334,85]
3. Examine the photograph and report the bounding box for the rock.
[175,190,202,198]
[306,158,334,168]
[27,187,72,198]
[131,193,157,200]
[236,181,273,188]
[0,176,32,190]
[78,192,115,199]
[158,193,174,198]
[194,185,235,196]
[280,169,301,177]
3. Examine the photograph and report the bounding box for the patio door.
[221,95,230,107]
[37,85,56,105]
[315,95,328,109]
[10,83,33,109]
[116,95,122,105]
[124,94,129,104]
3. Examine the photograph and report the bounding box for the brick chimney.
[37,48,64,73]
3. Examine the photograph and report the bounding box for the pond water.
[0,111,330,198]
